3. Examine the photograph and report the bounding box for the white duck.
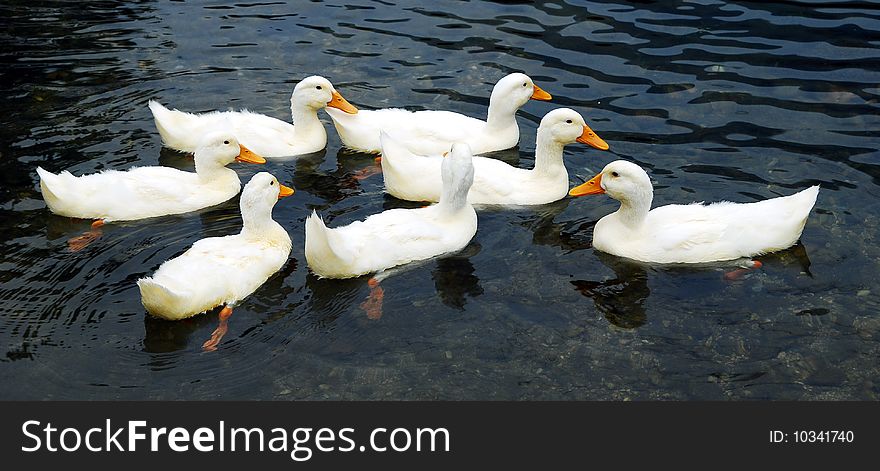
[138,172,294,350]
[380,108,609,205]
[305,142,477,279]
[37,132,265,223]
[149,75,358,158]
[325,72,551,155]
[569,160,820,264]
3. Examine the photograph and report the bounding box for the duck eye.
[522,83,528,87]
[316,85,322,90]
[270,181,275,186]
[611,171,620,177]
[566,119,572,124]
[223,140,230,145]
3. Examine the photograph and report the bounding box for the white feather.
[582,160,820,264]
[325,73,548,154]
[138,172,292,320]
[37,132,250,222]
[380,108,606,205]
[149,76,356,158]
[305,143,478,278]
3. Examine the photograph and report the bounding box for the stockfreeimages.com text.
[21,420,450,461]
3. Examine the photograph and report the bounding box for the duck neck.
[241,203,278,239]
[533,129,566,176]
[612,191,653,231]
[437,181,471,216]
[290,100,324,137]
[194,158,233,183]
[485,96,518,130]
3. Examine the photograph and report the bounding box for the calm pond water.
[1,0,879,400]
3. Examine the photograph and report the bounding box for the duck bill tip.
[530,83,552,101]
[328,91,358,114]
[569,173,605,197]
[278,184,295,199]
[576,125,609,150]
[236,144,267,164]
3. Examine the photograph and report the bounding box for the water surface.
[1,0,879,400]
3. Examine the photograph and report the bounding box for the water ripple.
[0,0,878,400]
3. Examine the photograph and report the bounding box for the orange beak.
[576,124,609,150]
[569,172,605,197]
[236,144,266,164]
[442,151,449,158]
[278,183,295,199]
[530,83,552,101]
[327,90,358,114]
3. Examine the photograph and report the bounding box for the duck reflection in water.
[288,148,385,206]
[356,241,484,319]
[360,246,483,320]
[507,201,647,327]
[305,274,377,322]
[572,251,650,329]
[333,147,383,185]
[432,241,483,310]
[304,242,483,320]
[778,241,812,277]
[511,198,582,249]
[572,242,814,329]
[143,309,220,354]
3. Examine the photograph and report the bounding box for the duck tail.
[304,210,343,277]
[36,166,60,198]
[148,100,200,153]
[378,131,403,170]
[760,185,820,251]
[378,130,422,196]
[36,166,70,212]
[137,277,187,320]
[790,185,820,235]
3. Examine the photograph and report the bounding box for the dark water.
[1,0,879,400]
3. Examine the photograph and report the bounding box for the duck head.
[240,172,294,231]
[292,75,358,114]
[489,72,552,110]
[570,160,652,204]
[194,132,265,173]
[538,108,609,150]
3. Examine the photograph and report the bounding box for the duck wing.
[648,203,731,257]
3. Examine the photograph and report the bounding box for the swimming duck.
[138,172,294,350]
[305,142,477,279]
[569,160,820,264]
[37,132,265,224]
[380,108,608,205]
[149,75,358,158]
[325,72,551,155]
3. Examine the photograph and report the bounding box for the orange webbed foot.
[360,278,385,320]
[67,219,105,252]
[724,260,763,281]
[202,306,233,351]
[352,158,383,181]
